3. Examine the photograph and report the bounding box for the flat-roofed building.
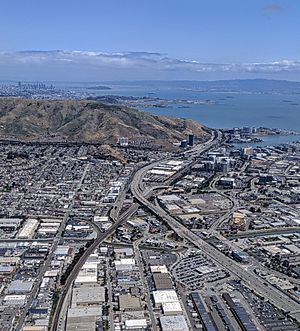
[0,265,15,275]
[18,218,39,239]
[153,273,173,290]
[4,294,27,306]
[127,218,148,230]
[114,247,134,257]
[0,218,22,231]
[152,290,179,306]
[115,258,135,271]
[0,257,20,265]
[71,284,105,307]
[75,262,98,284]
[119,294,142,311]
[160,315,189,331]
[8,280,34,294]
[22,326,48,331]
[150,265,169,274]
[66,316,99,331]
[54,245,70,257]
[124,319,147,330]
[66,283,103,331]
[162,302,183,315]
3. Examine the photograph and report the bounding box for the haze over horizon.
[1,0,299,81]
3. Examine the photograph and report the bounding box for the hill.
[0,98,208,146]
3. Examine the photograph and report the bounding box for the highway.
[207,173,239,231]
[50,194,142,331]
[183,129,221,157]
[131,179,300,322]
[130,135,300,324]
[50,159,157,330]
[227,226,300,238]
[50,130,220,330]
[50,160,172,330]
[51,128,300,328]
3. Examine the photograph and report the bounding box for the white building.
[160,315,189,331]
[119,137,129,146]
[152,290,179,306]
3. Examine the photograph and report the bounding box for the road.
[50,129,222,330]
[15,164,90,331]
[50,195,141,331]
[207,174,239,231]
[227,226,300,238]
[131,171,300,324]
[133,238,158,331]
[106,259,114,331]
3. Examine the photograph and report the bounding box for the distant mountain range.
[0,98,207,145]
[102,79,300,94]
[1,78,300,94]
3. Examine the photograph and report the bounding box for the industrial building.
[8,280,34,294]
[162,302,183,315]
[124,319,147,330]
[152,290,179,306]
[159,315,189,331]
[18,218,39,239]
[153,273,173,290]
[119,294,142,311]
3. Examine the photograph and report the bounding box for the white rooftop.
[150,265,169,274]
[152,290,178,304]
[125,319,147,328]
[162,302,182,314]
[160,315,189,331]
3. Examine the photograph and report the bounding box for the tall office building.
[188,134,194,147]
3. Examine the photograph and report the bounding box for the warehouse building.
[152,290,179,306]
[8,280,34,294]
[4,294,27,306]
[162,302,183,315]
[127,218,148,230]
[159,315,189,331]
[119,294,142,311]
[153,273,173,290]
[124,319,147,330]
[71,284,105,307]
[75,261,98,284]
[18,218,39,239]
[0,218,22,232]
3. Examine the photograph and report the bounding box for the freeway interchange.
[51,128,300,329]
[131,181,300,321]
[129,130,300,324]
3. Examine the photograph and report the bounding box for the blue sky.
[0,0,299,81]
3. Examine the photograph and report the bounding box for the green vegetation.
[48,289,61,328]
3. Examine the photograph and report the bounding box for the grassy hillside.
[0,98,208,145]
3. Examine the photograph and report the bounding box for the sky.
[0,0,299,81]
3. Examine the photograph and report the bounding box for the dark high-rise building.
[188,134,194,147]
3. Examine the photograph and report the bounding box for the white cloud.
[0,50,299,80]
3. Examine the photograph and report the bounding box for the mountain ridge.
[0,98,208,146]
